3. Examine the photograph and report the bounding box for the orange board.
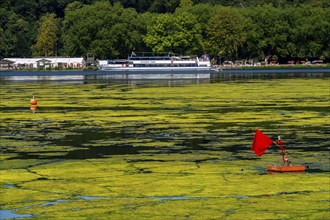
[267,165,305,172]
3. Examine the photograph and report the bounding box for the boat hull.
[99,66,210,72]
[267,165,305,172]
[98,66,211,79]
[97,73,210,79]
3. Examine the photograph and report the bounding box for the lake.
[0,71,329,219]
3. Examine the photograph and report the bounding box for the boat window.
[129,57,171,61]
[108,60,127,64]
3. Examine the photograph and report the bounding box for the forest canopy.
[0,0,329,63]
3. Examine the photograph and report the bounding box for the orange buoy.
[30,105,37,113]
[30,96,37,105]
[267,165,305,172]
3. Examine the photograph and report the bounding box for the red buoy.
[30,96,37,105]
[252,130,306,173]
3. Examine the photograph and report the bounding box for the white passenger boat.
[98,53,211,78]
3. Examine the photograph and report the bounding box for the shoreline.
[216,67,330,74]
[1,64,329,71]
[214,63,329,70]
[0,66,329,77]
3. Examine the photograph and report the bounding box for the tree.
[33,13,58,57]
[240,8,264,59]
[244,4,330,61]
[1,13,36,57]
[290,5,330,59]
[176,3,217,51]
[206,7,247,59]
[1,0,329,60]
[12,0,38,21]
[0,27,5,58]
[243,4,292,60]
[179,0,193,8]
[144,12,202,54]
[149,0,180,13]
[62,2,146,59]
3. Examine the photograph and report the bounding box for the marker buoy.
[30,105,37,113]
[252,130,306,173]
[30,96,37,105]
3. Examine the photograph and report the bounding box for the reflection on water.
[1,74,211,86]
[0,70,329,86]
[211,72,329,81]
[0,210,33,219]
[0,75,85,81]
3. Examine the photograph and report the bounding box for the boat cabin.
[128,55,200,68]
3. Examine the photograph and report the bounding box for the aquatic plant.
[0,77,329,219]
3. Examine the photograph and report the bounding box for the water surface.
[0,71,329,219]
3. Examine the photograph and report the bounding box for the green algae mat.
[0,77,329,219]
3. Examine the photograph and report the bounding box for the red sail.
[252,129,273,156]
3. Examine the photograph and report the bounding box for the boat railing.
[131,52,171,57]
[129,56,172,61]
[107,59,127,64]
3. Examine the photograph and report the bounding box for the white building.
[4,57,86,69]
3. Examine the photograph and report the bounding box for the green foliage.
[243,4,330,60]
[243,4,288,58]
[0,13,36,57]
[144,12,202,54]
[33,13,59,57]
[176,3,217,48]
[148,0,180,13]
[297,6,330,58]
[62,2,146,59]
[206,7,247,58]
[0,0,329,61]
[0,27,5,59]
[179,0,194,8]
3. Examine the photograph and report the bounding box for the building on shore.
[0,59,15,69]
[1,57,86,69]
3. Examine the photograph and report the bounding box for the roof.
[4,57,85,64]
[5,58,40,64]
[36,58,52,62]
[0,59,15,64]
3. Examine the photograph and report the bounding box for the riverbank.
[219,67,330,74]
[214,63,329,70]
[1,64,329,72]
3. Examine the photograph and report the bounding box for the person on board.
[284,153,292,166]
[200,52,210,61]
